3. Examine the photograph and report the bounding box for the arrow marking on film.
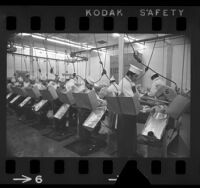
[108,175,119,182]
[13,175,32,183]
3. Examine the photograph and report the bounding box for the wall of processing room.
[141,36,190,92]
[107,36,190,92]
[7,36,190,91]
[6,47,110,85]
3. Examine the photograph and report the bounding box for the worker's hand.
[147,91,153,97]
[150,106,159,115]
[150,105,167,115]
[98,99,107,106]
[136,84,141,90]
[150,105,162,114]
[160,105,168,114]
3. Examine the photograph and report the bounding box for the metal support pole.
[166,45,173,87]
[118,34,124,82]
[30,43,34,77]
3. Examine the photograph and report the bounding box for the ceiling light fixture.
[16,33,107,54]
[112,33,120,37]
[47,38,89,49]
[15,45,23,49]
[17,33,31,36]
[31,34,46,40]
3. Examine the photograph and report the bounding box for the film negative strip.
[0,5,199,185]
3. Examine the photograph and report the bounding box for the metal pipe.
[71,34,184,56]
[7,52,86,63]
[140,96,170,104]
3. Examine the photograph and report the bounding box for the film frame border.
[0,5,199,185]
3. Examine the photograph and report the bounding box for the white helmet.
[30,75,36,81]
[40,75,47,81]
[11,77,16,83]
[35,78,40,83]
[110,76,116,82]
[18,76,23,82]
[99,87,108,98]
[86,76,95,85]
[59,76,65,83]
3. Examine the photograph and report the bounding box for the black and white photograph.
[6,33,191,158]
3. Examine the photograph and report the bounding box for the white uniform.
[7,83,13,93]
[48,81,59,90]
[149,77,165,96]
[65,79,76,91]
[34,82,45,90]
[23,81,30,88]
[107,82,120,97]
[118,76,137,97]
[117,64,143,157]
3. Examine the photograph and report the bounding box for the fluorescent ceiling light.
[33,47,82,60]
[31,35,45,40]
[14,45,30,49]
[124,36,136,42]
[51,36,95,49]
[52,36,82,46]
[17,33,31,36]
[16,34,106,54]
[112,33,120,37]
[15,45,23,49]
[47,38,90,50]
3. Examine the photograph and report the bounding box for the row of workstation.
[6,84,109,156]
[6,84,190,157]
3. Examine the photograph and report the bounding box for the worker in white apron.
[148,73,166,97]
[107,75,120,97]
[117,64,143,157]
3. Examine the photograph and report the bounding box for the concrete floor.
[6,112,190,158]
[7,112,118,157]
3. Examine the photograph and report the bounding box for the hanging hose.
[31,36,37,78]
[162,39,165,75]
[65,33,77,77]
[32,37,42,78]
[85,46,88,79]
[91,34,119,94]
[20,46,22,73]
[24,55,28,73]
[43,38,54,75]
[64,49,69,81]
[76,58,78,77]
[54,43,59,76]
[13,54,16,76]
[92,34,108,83]
[185,43,189,91]
[36,57,42,78]
[72,60,76,73]
[126,34,178,89]
[46,59,48,79]
[21,36,29,74]
[147,40,157,68]
[181,37,186,93]
[103,33,109,69]
[134,38,157,81]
